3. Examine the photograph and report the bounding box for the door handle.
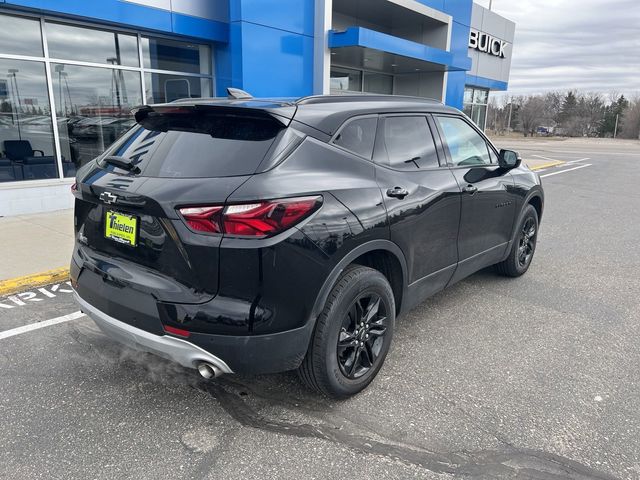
[386,187,409,199]
[462,184,478,195]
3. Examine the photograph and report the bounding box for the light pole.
[54,64,65,116]
[8,68,21,139]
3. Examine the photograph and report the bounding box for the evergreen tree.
[558,91,577,125]
[599,95,629,137]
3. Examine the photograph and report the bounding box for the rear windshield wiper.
[103,155,141,174]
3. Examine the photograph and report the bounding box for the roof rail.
[295,94,442,106]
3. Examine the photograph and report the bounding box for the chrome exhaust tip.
[197,362,222,379]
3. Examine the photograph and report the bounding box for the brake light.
[179,196,322,238]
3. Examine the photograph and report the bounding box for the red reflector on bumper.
[163,325,190,338]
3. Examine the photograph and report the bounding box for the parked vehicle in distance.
[71,91,544,398]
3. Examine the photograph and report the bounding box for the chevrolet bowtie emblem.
[100,191,118,205]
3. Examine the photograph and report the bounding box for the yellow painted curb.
[0,267,70,296]
[529,160,565,171]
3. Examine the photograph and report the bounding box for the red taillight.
[163,324,191,338]
[178,196,322,238]
[178,206,224,233]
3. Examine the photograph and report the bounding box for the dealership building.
[0,0,514,216]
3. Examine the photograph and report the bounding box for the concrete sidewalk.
[0,209,74,282]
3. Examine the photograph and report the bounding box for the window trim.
[372,113,445,172]
[432,113,500,169]
[329,114,379,161]
[0,8,216,186]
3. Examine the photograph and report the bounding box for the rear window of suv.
[101,112,283,178]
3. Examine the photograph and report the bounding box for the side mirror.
[499,149,521,169]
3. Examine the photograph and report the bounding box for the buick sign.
[469,29,507,58]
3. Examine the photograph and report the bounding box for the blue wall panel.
[229,0,314,36]
[417,0,472,26]
[222,0,315,97]
[465,74,508,91]
[171,12,228,42]
[416,0,445,12]
[442,0,472,26]
[446,71,466,109]
[1,0,227,42]
[329,27,471,71]
[442,1,473,110]
[234,21,314,97]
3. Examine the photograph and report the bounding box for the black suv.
[71,93,543,398]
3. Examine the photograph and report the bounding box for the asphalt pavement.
[1,139,639,479]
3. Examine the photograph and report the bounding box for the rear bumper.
[74,290,315,375]
[75,292,233,374]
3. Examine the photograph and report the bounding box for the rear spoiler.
[132,102,297,130]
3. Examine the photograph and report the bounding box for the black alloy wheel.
[495,204,539,277]
[337,293,389,379]
[518,216,537,268]
[298,265,395,398]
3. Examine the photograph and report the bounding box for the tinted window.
[332,117,377,159]
[381,116,438,170]
[436,116,491,167]
[103,113,282,178]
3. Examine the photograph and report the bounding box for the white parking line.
[540,164,592,178]
[563,157,590,165]
[0,311,85,340]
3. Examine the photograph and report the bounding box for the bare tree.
[517,96,546,136]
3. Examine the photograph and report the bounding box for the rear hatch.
[73,102,294,303]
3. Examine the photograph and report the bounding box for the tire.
[495,204,539,277]
[298,265,395,398]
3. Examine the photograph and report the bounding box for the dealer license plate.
[105,210,138,246]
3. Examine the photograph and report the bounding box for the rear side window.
[103,113,283,178]
[332,116,377,159]
[380,116,439,170]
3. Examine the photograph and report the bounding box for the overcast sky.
[475,0,640,98]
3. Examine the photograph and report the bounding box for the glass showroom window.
[144,73,212,103]
[0,13,43,57]
[0,11,214,183]
[52,63,143,169]
[142,36,211,74]
[330,67,362,93]
[46,22,139,67]
[0,59,58,182]
[363,72,393,95]
[331,67,393,95]
[463,87,489,130]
